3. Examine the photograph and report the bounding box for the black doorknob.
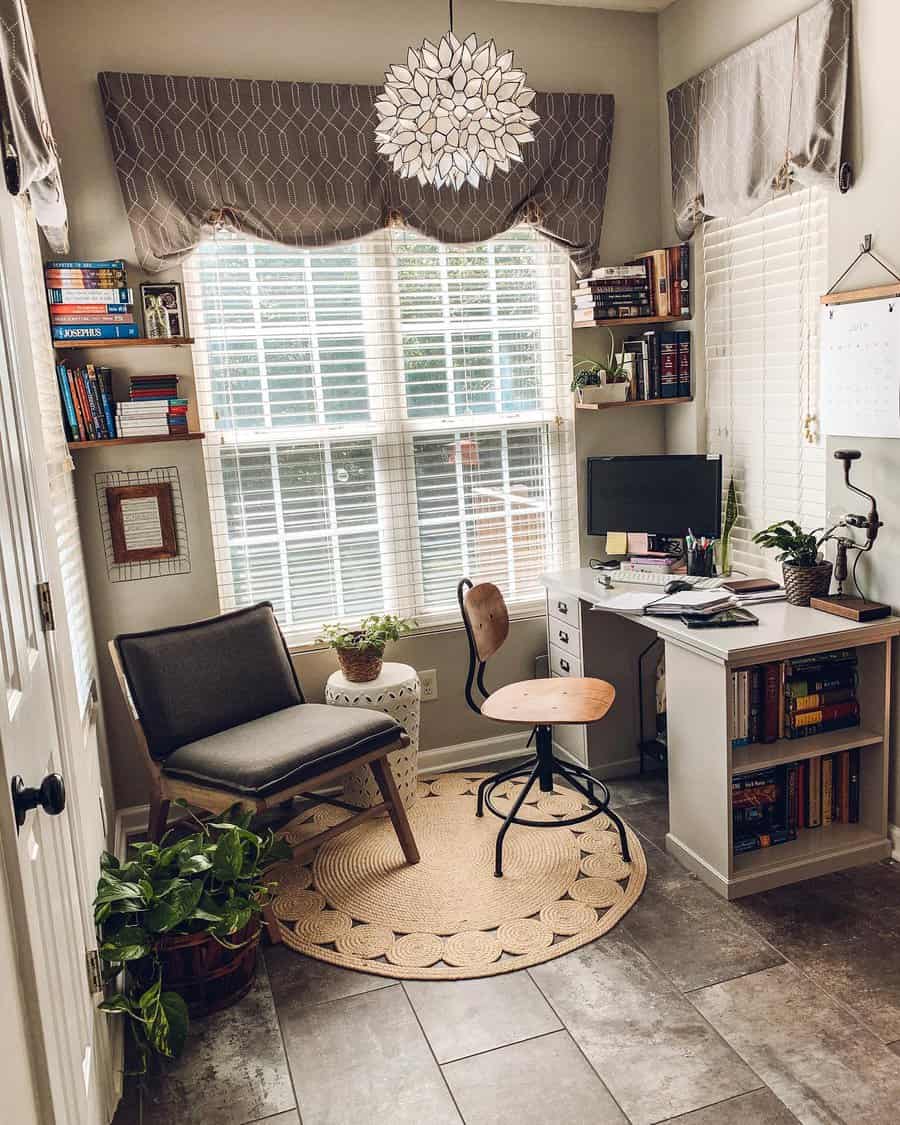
[11,773,66,830]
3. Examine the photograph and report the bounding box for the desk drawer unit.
[549,644,582,678]
[549,592,578,627]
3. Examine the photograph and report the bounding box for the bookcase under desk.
[542,569,900,899]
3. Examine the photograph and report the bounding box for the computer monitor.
[586,454,722,539]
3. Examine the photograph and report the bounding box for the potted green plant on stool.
[752,520,833,606]
[318,613,415,682]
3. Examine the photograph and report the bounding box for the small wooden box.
[809,595,891,622]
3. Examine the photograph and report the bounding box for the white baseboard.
[890,822,900,862]
[113,731,531,844]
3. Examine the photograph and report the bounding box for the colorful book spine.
[49,304,130,316]
[47,288,133,305]
[45,272,128,287]
[676,331,691,397]
[45,259,126,270]
[55,364,79,440]
[659,332,679,398]
[678,242,691,316]
[50,314,135,325]
[51,324,140,341]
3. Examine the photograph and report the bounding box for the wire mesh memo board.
[95,467,191,581]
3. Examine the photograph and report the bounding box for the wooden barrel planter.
[155,921,261,1017]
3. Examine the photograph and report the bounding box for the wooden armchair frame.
[108,640,420,941]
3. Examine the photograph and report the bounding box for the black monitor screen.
[587,455,722,538]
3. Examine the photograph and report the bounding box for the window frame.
[186,226,577,645]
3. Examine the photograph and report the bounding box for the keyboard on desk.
[605,570,723,589]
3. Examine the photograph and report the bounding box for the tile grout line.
[436,1026,564,1068]
[261,948,308,1125]
[644,1085,768,1125]
[399,981,467,1125]
[524,966,635,1125]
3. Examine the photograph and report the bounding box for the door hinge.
[86,948,104,994]
[37,581,55,632]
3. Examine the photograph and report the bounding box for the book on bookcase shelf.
[730,647,864,856]
[618,329,691,402]
[58,364,192,443]
[572,243,691,327]
[45,257,139,341]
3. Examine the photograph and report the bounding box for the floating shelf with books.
[67,432,204,451]
[576,395,692,412]
[573,314,690,330]
[53,336,194,350]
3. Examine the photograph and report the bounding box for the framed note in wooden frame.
[106,483,177,563]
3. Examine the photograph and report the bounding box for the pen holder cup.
[686,546,716,577]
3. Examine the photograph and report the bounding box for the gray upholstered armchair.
[109,601,419,870]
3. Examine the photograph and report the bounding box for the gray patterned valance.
[98,72,614,275]
[0,0,67,250]
[667,0,850,241]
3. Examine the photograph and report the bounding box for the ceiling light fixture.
[374,1,539,190]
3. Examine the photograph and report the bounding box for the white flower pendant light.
[375,3,539,190]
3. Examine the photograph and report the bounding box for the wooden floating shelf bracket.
[53,336,195,350]
[576,396,693,412]
[67,432,205,451]
[573,315,691,330]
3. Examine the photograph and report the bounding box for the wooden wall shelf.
[67,432,204,451]
[54,336,194,350]
[573,315,690,330]
[576,396,693,412]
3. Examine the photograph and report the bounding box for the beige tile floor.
[115,771,900,1125]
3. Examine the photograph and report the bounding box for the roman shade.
[667,0,850,240]
[98,71,614,276]
[0,0,67,250]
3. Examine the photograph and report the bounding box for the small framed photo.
[106,483,177,564]
[140,281,187,338]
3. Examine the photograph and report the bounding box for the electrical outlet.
[419,668,438,701]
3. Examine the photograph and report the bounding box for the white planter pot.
[578,383,629,404]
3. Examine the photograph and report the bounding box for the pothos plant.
[317,613,415,654]
[95,806,291,1072]
[570,328,631,392]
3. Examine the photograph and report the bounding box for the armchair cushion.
[115,602,303,760]
[160,703,402,798]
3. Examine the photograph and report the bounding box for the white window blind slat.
[185,227,577,642]
[703,188,827,578]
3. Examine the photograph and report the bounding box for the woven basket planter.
[336,645,384,683]
[782,560,833,607]
[154,921,261,1018]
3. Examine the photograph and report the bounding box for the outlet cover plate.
[419,668,438,701]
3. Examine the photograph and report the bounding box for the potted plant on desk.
[752,520,833,606]
[318,613,415,682]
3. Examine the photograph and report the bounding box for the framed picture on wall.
[106,483,177,564]
[140,281,187,338]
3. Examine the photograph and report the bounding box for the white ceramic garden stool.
[326,662,421,810]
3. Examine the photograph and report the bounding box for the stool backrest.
[457,578,510,713]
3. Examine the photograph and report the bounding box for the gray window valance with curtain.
[667,0,850,241]
[98,71,614,276]
[1,0,67,250]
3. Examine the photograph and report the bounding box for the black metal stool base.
[476,724,631,877]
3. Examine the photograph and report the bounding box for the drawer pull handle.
[560,658,570,673]
[558,631,569,644]
[557,601,568,614]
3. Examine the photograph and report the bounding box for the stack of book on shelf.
[619,553,679,576]
[55,362,117,441]
[623,329,691,401]
[730,649,860,748]
[45,259,138,342]
[572,243,691,327]
[117,374,187,437]
[733,750,862,856]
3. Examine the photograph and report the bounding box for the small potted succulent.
[571,329,631,404]
[752,520,834,606]
[318,613,415,682]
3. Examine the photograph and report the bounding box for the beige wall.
[659,0,900,821]
[31,0,665,808]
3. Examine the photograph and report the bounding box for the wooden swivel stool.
[458,578,631,877]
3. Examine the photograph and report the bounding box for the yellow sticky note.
[606,531,628,556]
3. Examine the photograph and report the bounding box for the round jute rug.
[267,772,646,980]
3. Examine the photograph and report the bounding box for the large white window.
[703,189,828,576]
[185,227,577,641]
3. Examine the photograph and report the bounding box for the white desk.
[542,568,900,898]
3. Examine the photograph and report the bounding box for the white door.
[0,237,101,1122]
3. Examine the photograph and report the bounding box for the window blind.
[184,226,577,642]
[703,189,828,577]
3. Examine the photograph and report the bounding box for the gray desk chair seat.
[109,603,419,940]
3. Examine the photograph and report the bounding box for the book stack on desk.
[619,554,679,576]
